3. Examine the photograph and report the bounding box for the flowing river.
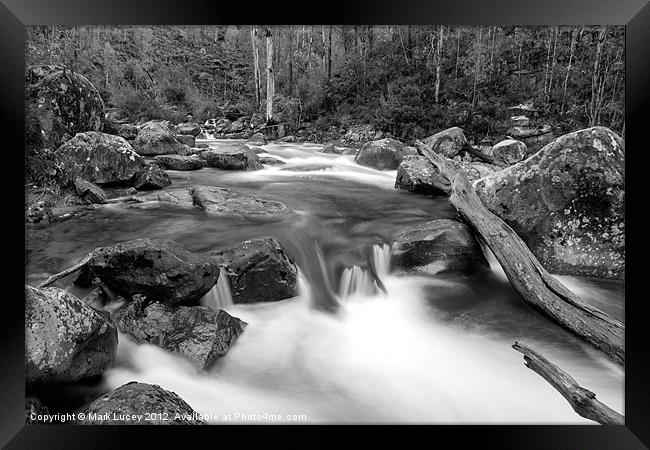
[25,140,624,424]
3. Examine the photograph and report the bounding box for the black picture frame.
[3,0,648,447]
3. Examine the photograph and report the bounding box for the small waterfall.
[200,268,234,310]
[338,243,391,300]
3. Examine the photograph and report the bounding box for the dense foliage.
[26,25,624,141]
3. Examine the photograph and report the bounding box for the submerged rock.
[133,165,172,190]
[355,138,418,170]
[421,127,468,158]
[259,156,284,165]
[391,219,489,275]
[207,237,298,304]
[491,139,529,165]
[395,155,450,195]
[85,238,219,305]
[154,154,206,171]
[133,121,187,156]
[25,285,118,388]
[190,186,289,220]
[54,131,145,185]
[116,297,246,370]
[475,126,625,279]
[204,145,263,171]
[25,68,105,149]
[74,177,108,204]
[78,382,204,425]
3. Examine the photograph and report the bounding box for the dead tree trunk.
[250,26,261,107]
[512,342,624,424]
[413,140,624,366]
[265,28,275,122]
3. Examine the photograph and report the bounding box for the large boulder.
[133,165,172,190]
[229,120,245,133]
[25,68,105,149]
[450,160,499,182]
[354,138,418,170]
[492,139,529,165]
[175,122,202,137]
[395,155,449,195]
[475,126,625,279]
[133,121,187,156]
[116,297,246,370]
[25,285,118,388]
[116,123,139,141]
[190,186,289,220]
[78,382,204,425]
[155,155,206,171]
[422,127,468,158]
[246,132,267,146]
[74,177,108,204]
[392,220,489,275]
[207,238,298,304]
[175,134,196,147]
[54,131,145,185]
[204,145,263,171]
[84,239,219,305]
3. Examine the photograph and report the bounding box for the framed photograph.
[3,0,648,447]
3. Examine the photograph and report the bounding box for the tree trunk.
[471,28,482,108]
[413,140,625,366]
[265,28,275,122]
[512,342,624,424]
[434,26,443,103]
[327,25,332,80]
[589,26,607,126]
[250,26,261,107]
[561,28,577,114]
[288,25,294,96]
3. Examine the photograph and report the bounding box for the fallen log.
[414,140,624,365]
[459,144,496,165]
[512,342,624,425]
[37,253,93,288]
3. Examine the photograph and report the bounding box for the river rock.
[117,123,139,141]
[203,146,263,171]
[395,155,450,195]
[54,131,145,185]
[116,296,246,370]
[133,165,172,190]
[190,186,289,220]
[155,154,206,171]
[133,121,187,156]
[492,139,529,165]
[343,124,382,144]
[25,285,118,388]
[355,138,418,170]
[78,382,204,425]
[391,219,489,275]
[421,127,468,158]
[25,68,105,149]
[475,126,625,279]
[207,238,298,304]
[507,125,555,154]
[278,135,296,143]
[175,134,196,147]
[175,122,202,137]
[229,120,245,133]
[451,160,499,182]
[26,397,50,424]
[74,177,108,204]
[85,238,219,305]
[260,156,284,165]
[247,132,267,146]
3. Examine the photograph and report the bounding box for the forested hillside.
[26,25,624,141]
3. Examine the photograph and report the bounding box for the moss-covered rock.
[475,126,625,279]
[25,68,105,149]
[25,285,118,388]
